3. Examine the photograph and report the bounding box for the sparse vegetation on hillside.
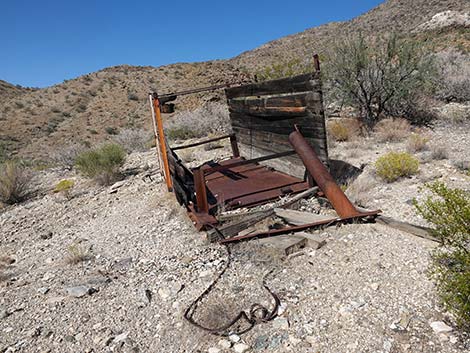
[374,118,411,142]
[327,119,362,142]
[435,49,470,103]
[414,182,470,329]
[75,144,126,185]
[113,128,153,153]
[327,34,436,129]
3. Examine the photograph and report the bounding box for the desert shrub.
[114,128,153,153]
[374,118,411,142]
[54,179,74,193]
[66,242,92,264]
[105,126,118,135]
[435,50,470,103]
[327,119,361,142]
[438,103,470,125]
[52,144,87,169]
[0,161,31,204]
[430,145,449,160]
[406,133,429,153]
[256,57,315,81]
[165,103,230,141]
[375,152,419,182]
[75,143,126,185]
[453,160,470,175]
[327,33,436,129]
[413,182,470,329]
[127,92,139,101]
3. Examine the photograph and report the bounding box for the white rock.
[218,339,232,349]
[272,317,289,330]
[277,302,287,316]
[229,334,241,343]
[430,321,453,334]
[208,348,220,353]
[233,343,250,353]
[113,331,129,343]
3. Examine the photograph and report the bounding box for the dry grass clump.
[375,152,419,182]
[374,118,411,142]
[435,50,470,103]
[52,143,87,169]
[430,145,449,160]
[406,133,429,153]
[0,161,31,204]
[327,119,362,142]
[165,103,230,141]
[113,128,153,153]
[66,242,92,264]
[75,143,126,185]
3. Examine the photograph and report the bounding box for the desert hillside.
[0,0,469,162]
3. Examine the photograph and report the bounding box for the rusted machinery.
[149,56,381,243]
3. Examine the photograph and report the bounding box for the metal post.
[229,134,240,158]
[193,168,209,213]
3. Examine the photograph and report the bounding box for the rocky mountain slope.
[0,0,469,161]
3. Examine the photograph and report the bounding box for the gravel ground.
[1,125,469,352]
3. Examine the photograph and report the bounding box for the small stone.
[0,309,10,319]
[158,287,171,300]
[289,336,301,346]
[40,231,53,240]
[109,181,126,193]
[229,334,241,343]
[208,348,220,353]
[113,332,129,343]
[253,335,269,350]
[277,302,287,316]
[66,285,96,298]
[37,287,50,295]
[273,317,289,330]
[305,335,317,346]
[199,270,212,278]
[45,257,54,264]
[430,321,453,334]
[371,283,380,291]
[233,343,250,353]
[218,339,232,349]
[64,335,75,342]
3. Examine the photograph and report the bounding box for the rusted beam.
[193,168,209,214]
[289,129,360,218]
[229,134,240,158]
[172,134,235,151]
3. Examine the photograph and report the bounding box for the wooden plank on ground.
[274,208,333,226]
[258,234,308,256]
[375,215,438,242]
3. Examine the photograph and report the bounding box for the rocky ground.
[1,122,469,353]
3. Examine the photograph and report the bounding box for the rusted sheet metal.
[219,210,381,244]
[289,128,362,218]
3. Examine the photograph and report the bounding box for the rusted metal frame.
[219,210,381,244]
[172,134,236,151]
[148,94,163,174]
[193,168,209,214]
[289,128,361,218]
[229,134,240,157]
[201,150,297,176]
[151,94,173,191]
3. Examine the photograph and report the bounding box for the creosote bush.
[374,118,411,142]
[75,144,126,185]
[66,242,92,264]
[375,152,419,182]
[0,161,31,204]
[113,128,152,153]
[413,182,470,329]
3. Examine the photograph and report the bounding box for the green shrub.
[105,127,118,135]
[0,161,31,204]
[75,144,126,185]
[375,152,419,182]
[413,182,470,329]
[54,179,74,193]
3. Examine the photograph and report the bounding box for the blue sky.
[1,0,384,88]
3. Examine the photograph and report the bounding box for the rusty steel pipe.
[289,130,361,218]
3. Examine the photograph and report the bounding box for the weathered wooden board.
[226,71,328,179]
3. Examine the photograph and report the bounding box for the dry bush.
[406,133,429,153]
[375,152,419,182]
[165,103,230,141]
[374,118,411,142]
[0,161,32,204]
[66,242,92,264]
[52,143,87,169]
[430,145,449,160]
[435,50,470,103]
[327,119,361,142]
[438,103,470,125]
[113,128,153,153]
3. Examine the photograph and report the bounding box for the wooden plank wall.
[225,72,328,179]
